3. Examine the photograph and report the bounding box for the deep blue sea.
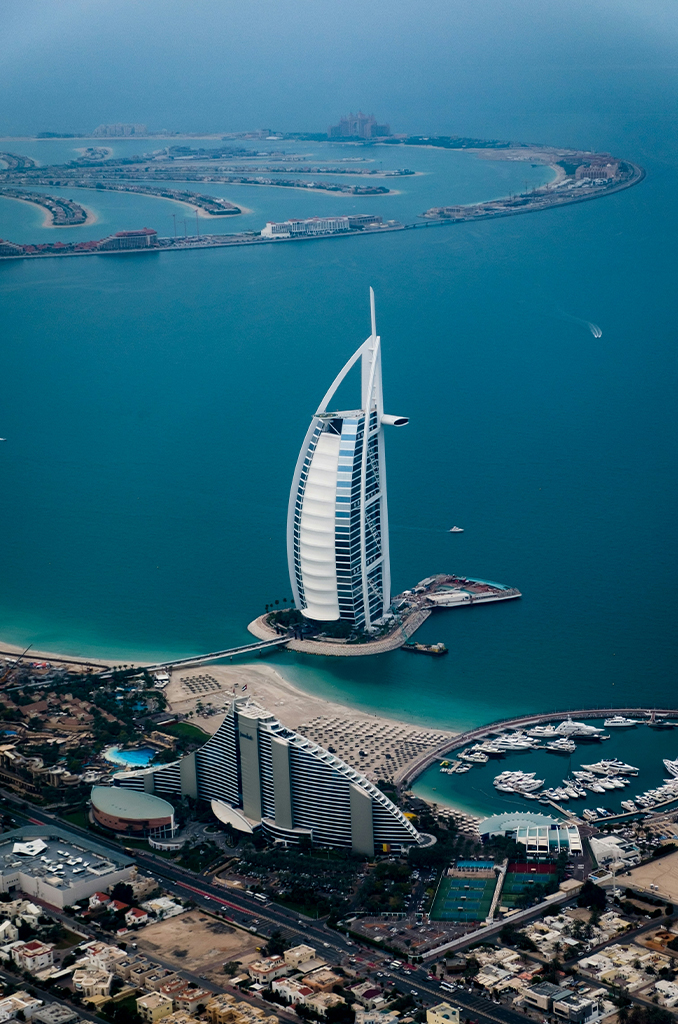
[0,94,676,739]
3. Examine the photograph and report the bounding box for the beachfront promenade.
[395,706,678,791]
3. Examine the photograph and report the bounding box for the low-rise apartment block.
[205,993,278,1024]
[305,992,345,1017]
[261,215,383,239]
[248,955,290,984]
[140,896,184,920]
[303,968,342,992]
[552,992,602,1023]
[32,1006,82,1024]
[655,979,678,1008]
[272,978,313,1005]
[427,1004,461,1024]
[283,943,317,968]
[137,991,175,1022]
[11,939,54,973]
[0,990,44,1020]
[72,966,113,999]
[350,981,383,1009]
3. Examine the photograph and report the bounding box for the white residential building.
[655,979,678,1007]
[11,940,54,973]
[0,989,43,1021]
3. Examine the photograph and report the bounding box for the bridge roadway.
[133,636,290,672]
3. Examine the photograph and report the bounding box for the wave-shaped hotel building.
[112,696,423,855]
[287,288,408,628]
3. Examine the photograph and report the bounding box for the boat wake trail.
[558,310,603,338]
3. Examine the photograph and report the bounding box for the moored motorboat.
[603,715,642,728]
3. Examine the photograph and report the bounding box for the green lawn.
[62,809,89,829]
[157,721,210,741]
[55,927,85,949]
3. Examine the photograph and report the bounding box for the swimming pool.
[103,745,157,767]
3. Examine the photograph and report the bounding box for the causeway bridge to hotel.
[140,636,290,672]
[0,636,290,676]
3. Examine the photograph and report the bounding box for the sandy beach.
[0,634,456,783]
[0,637,117,667]
[164,661,456,782]
[0,192,98,228]
[101,188,252,217]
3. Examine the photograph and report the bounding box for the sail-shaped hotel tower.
[288,290,408,628]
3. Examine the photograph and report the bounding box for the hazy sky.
[2,0,678,143]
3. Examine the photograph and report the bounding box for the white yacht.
[582,759,639,776]
[663,758,678,778]
[603,715,642,728]
[493,733,535,751]
[493,770,544,794]
[554,718,606,739]
[527,725,559,739]
[459,750,489,764]
[621,800,637,812]
[546,737,577,754]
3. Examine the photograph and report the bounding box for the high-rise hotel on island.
[109,295,424,854]
[287,289,408,628]
[112,696,422,855]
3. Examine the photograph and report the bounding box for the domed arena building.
[90,786,176,840]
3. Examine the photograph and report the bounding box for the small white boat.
[449,526,464,533]
[604,715,641,728]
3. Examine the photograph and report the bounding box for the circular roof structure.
[91,786,174,821]
[479,811,559,835]
[211,799,255,834]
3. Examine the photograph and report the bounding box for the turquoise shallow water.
[0,123,676,736]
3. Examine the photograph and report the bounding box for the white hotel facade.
[112,696,422,855]
[288,289,408,628]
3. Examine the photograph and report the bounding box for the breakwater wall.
[396,706,678,790]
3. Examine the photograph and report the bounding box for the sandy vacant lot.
[136,910,260,981]
[625,850,678,903]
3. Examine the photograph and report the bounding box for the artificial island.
[248,289,520,657]
[0,115,644,259]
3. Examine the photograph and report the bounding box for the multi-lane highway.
[2,798,554,1024]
